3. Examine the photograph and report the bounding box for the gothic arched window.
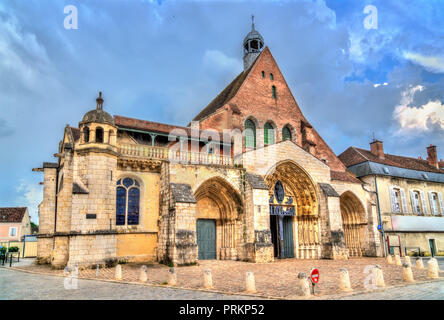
[282,126,292,142]
[264,122,275,145]
[244,119,256,149]
[116,178,140,225]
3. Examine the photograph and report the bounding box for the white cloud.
[403,51,444,73]
[393,85,444,133]
[203,50,242,74]
[16,180,42,224]
[0,6,60,93]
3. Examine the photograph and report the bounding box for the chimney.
[426,145,438,169]
[370,140,385,159]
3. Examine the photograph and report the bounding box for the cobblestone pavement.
[337,280,444,300]
[12,257,444,299]
[0,268,255,300]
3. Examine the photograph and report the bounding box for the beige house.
[0,207,32,242]
[339,141,444,256]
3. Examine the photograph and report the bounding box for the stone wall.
[68,234,116,267]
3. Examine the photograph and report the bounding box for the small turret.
[78,91,117,147]
[243,15,264,71]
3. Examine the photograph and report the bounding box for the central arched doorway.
[194,177,243,260]
[340,191,367,257]
[265,161,320,259]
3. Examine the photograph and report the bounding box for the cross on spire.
[251,14,255,30]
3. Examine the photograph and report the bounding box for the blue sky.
[1,0,444,223]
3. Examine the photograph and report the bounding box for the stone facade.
[35,24,381,268]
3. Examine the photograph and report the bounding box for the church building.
[35,20,382,268]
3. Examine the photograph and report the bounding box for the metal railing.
[118,144,233,166]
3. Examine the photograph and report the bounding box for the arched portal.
[340,191,367,257]
[194,177,243,260]
[265,161,320,259]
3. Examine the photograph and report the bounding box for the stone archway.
[194,177,243,260]
[340,191,367,257]
[265,161,320,259]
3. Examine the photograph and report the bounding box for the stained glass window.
[116,187,126,226]
[116,178,140,226]
[245,119,256,149]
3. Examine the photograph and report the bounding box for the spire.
[96,91,104,111]
[251,14,255,31]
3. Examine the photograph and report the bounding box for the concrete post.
[168,267,177,285]
[115,264,122,280]
[204,269,213,289]
[245,271,256,293]
[386,255,393,264]
[297,272,311,297]
[394,254,402,266]
[139,265,147,283]
[338,268,352,292]
[402,263,414,283]
[427,258,439,279]
[415,258,424,270]
[373,265,385,287]
[404,256,411,266]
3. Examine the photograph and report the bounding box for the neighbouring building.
[35,20,382,268]
[0,207,32,242]
[339,141,444,256]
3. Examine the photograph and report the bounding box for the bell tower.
[243,15,264,71]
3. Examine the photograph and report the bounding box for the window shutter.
[420,190,428,214]
[400,188,408,213]
[438,192,444,214]
[428,192,437,215]
[410,190,417,214]
[389,187,396,213]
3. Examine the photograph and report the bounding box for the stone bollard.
[338,268,352,292]
[245,271,256,293]
[297,272,311,297]
[139,265,147,283]
[203,269,213,289]
[415,258,424,270]
[404,256,411,266]
[115,264,122,280]
[394,254,402,266]
[402,263,414,283]
[168,267,177,286]
[430,258,441,271]
[373,265,385,287]
[427,258,439,279]
[386,255,393,265]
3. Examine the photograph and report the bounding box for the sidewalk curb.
[5,265,444,300]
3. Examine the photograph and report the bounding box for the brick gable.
[197,47,347,173]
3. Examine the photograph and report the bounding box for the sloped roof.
[69,127,80,142]
[330,170,361,183]
[339,147,444,174]
[115,115,192,136]
[191,51,260,123]
[0,207,27,223]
